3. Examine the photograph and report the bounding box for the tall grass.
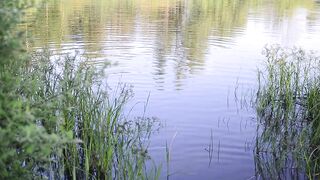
[254,45,320,179]
[0,1,160,179]
[32,51,160,179]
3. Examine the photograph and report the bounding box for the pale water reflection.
[25,0,320,179]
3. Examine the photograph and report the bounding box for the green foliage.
[254,45,320,179]
[31,51,160,179]
[0,0,65,179]
[0,0,33,60]
[0,0,160,179]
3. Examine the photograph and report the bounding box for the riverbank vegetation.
[0,1,160,179]
[2,0,320,179]
[254,46,320,179]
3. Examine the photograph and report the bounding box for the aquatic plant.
[30,51,161,179]
[254,45,320,179]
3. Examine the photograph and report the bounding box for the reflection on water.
[25,0,320,179]
[26,0,320,84]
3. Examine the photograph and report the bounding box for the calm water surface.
[26,0,320,179]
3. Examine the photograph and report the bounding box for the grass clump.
[254,45,320,179]
[0,0,160,179]
[31,52,160,179]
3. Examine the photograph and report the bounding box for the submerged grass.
[254,45,320,179]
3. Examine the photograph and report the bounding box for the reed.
[27,51,161,179]
[254,45,320,179]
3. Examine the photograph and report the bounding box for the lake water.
[25,0,320,179]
